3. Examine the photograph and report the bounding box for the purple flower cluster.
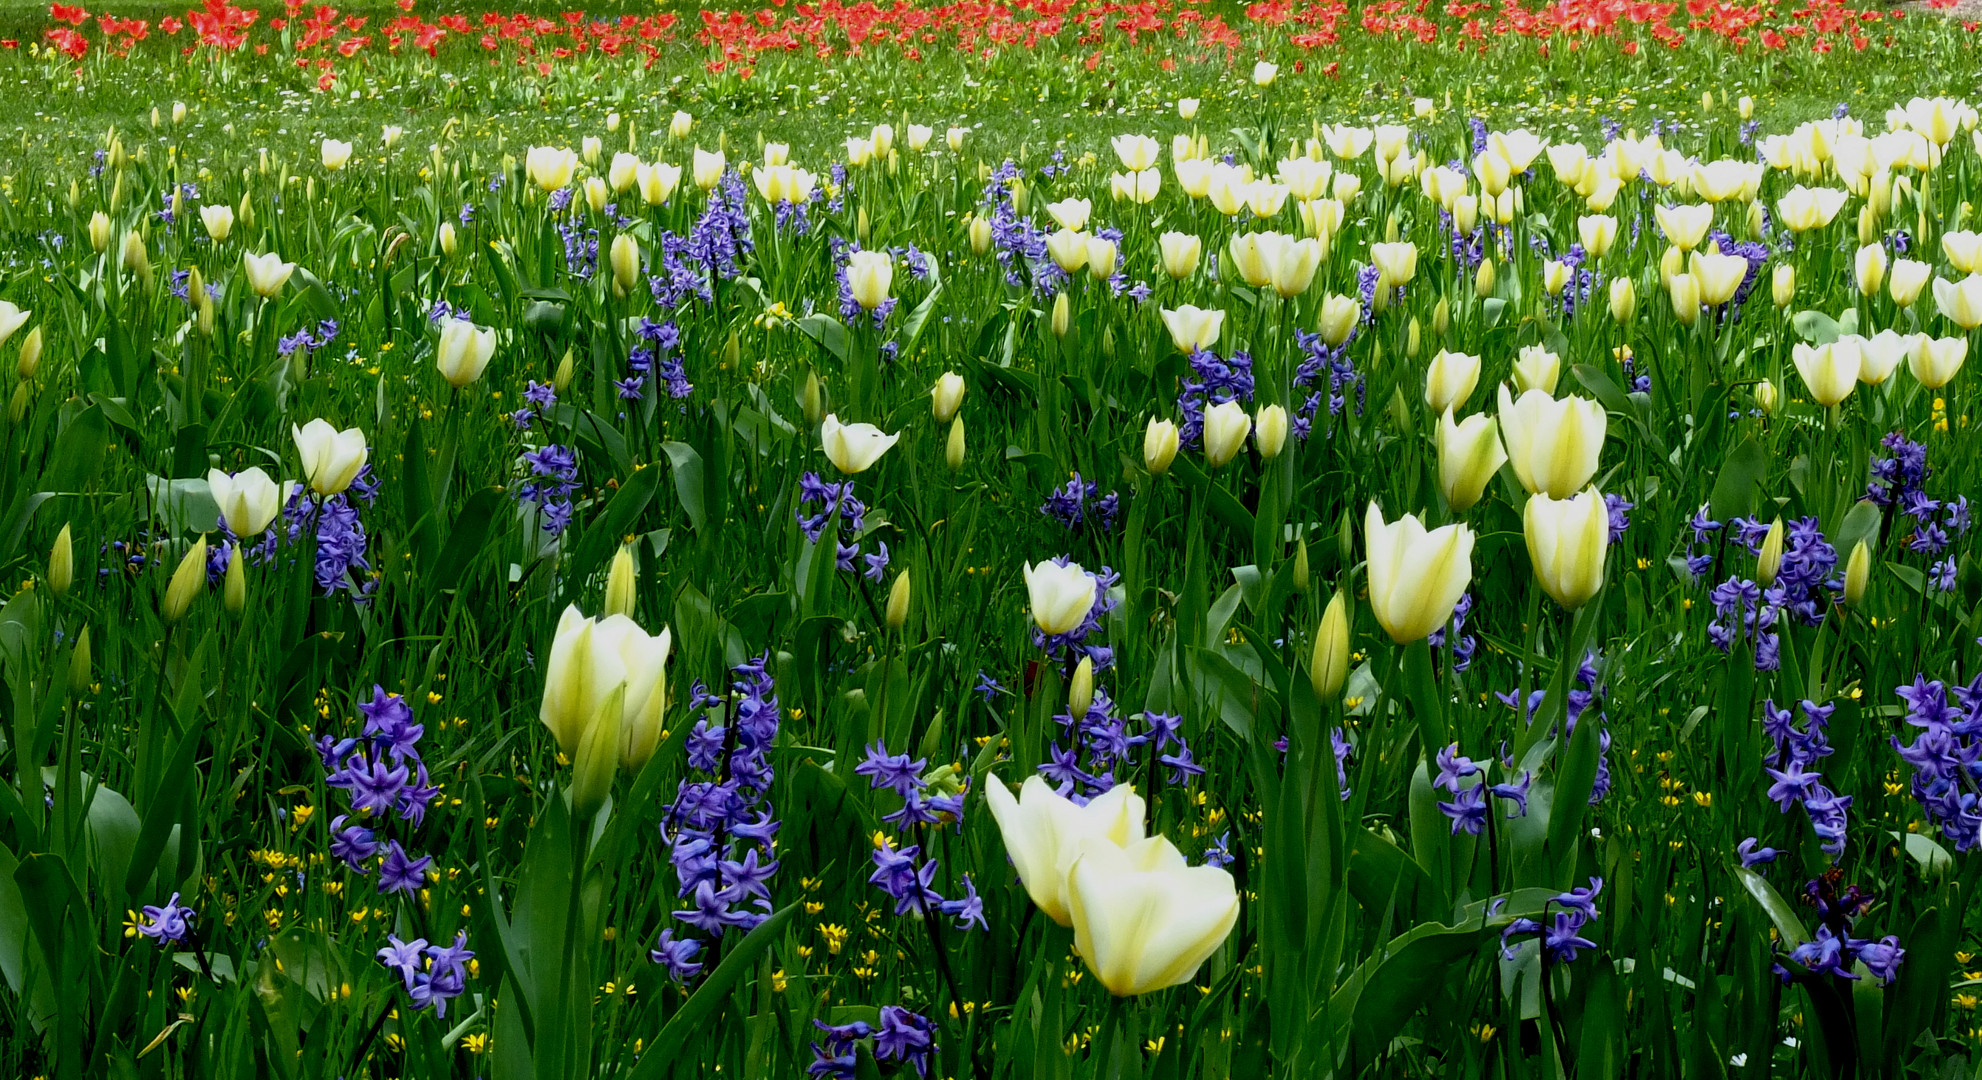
[283,473,380,600]
[1497,651,1613,804]
[622,317,693,402]
[1292,323,1364,438]
[652,655,783,984]
[795,472,890,580]
[1704,515,1842,669]
[317,687,439,895]
[1426,592,1478,673]
[1039,472,1120,533]
[517,444,579,535]
[976,161,1058,294]
[1761,698,1850,856]
[1891,675,1982,850]
[511,379,556,431]
[856,742,984,931]
[1432,742,1532,835]
[1040,689,1201,802]
[376,931,475,1018]
[1030,556,1119,669]
[136,892,196,946]
[278,318,342,359]
[648,229,716,309]
[809,1007,939,1078]
[689,170,754,281]
[1869,432,1969,590]
[1775,872,1903,985]
[1529,236,1603,320]
[1174,347,1256,449]
[1500,877,1604,963]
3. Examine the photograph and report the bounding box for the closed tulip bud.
[946,415,966,470]
[985,775,1147,926]
[207,467,286,536]
[1159,231,1202,280]
[608,152,641,194]
[1292,537,1310,594]
[1144,418,1180,475]
[1024,559,1098,636]
[553,349,575,395]
[1524,488,1609,610]
[603,543,638,617]
[1910,335,1967,389]
[569,683,622,821]
[670,110,693,138]
[1312,591,1350,698]
[162,535,209,623]
[692,148,726,191]
[1889,258,1932,308]
[1755,378,1778,414]
[1438,409,1507,513]
[1609,276,1636,323]
[1052,291,1071,338]
[960,213,989,256]
[801,370,823,427]
[1432,296,1450,338]
[1365,503,1475,643]
[68,626,89,698]
[580,135,602,167]
[845,250,892,311]
[1855,242,1888,297]
[584,175,609,214]
[1067,655,1094,717]
[435,317,498,388]
[1935,274,1982,330]
[886,571,912,631]
[1406,319,1421,361]
[1512,344,1561,395]
[222,543,245,615]
[1497,385,1606,498]
[925,372,967,425]
[1085,236,1119,282]
[820,414,899,474]
[1201,400,1252,468]
[609,233,640,294]
[293,418,369,496]
[123,231,150,284]
[1317,294,1360,346]
[15,326,41,381]
[88,211,110,253]
[1424,349,1481,414]
[49,523,72,597]
[1476,257,1496,299]
[1066,833,1240,996]
[1578,214,1619,258]
[539,604,671,761]
[947,125,967,152]
[1843,541,1872,606]
[1771,264,1795,309]
[1667,273,1701,325]
[1255,404,1288,459]
[1792,342,1857,407]
[242,251,296,299]
[1755,517,1785,587]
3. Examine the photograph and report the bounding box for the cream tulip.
[1773,264,1796,308]
[1045,197,1092,232]
[1024,560,1098,636]
[0,303,31,353]
[1144,418,1180,475]
[1370,241,1418,289]
[1577,214,1618,258]
[609,152,641,193]
[206,467,287,537]
[1251,61,1278,87]
[200,204,234,242]
[292,418,368,497]
[1311,591,1351,698]
[538,604,671,764]
[436,317,498,388]
[1497,385,1606,498]
[931,372,966,423]
[692,148,727,191]
[1855,330,1912,385]
[1690,250,1748,307]
[1045,228,1089,274]
[1854,242,1888,297]
[1910,335,1968,389]
[1935,274,1982,329]
[1889,258,1932,307]
[984,775,1145,926]
[820,414,899,474]
[1111,134,1160,171]
[1438,409,1507,513]
[1512,344,1561,395]
[1067,834,1240,996]
[320,138,353,171]
[242,251,296,299]
[1158,232,1202,280]
[638,162,683,206]
[1942,230,1982,274]
[1424,349,1481,414]
[1364,502,1476,643]
[1523,488,1609,610]
[845,250,893,311]
[525,145,577,191]
[1654,202,1713,251]
[1160,305,1224,352]
[1201,400,1252,468]
[1254,404,1288,460]
[1791,341,1858,406]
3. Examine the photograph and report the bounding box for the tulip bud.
[223,543,246,615]
[1254,404,1288,460]
[1524,489,1609,610]
[68,625,90,698]
[610,233,639,294]
[1311,591,1350,699]
[88,211,110,253]
[553,349,575,394]
[1755,517,1785,587]
[1843,541,1872,606]
[1144,418,1179,475]
[881,570,912,632]
[1051,291,1070,338]
[1406,318,1422,360]
[13,325,40,383]
[931,372,965,423]
[1609,276,1636,323]
[162,535,209,623]
[1772,264,1795,309]
[1067,656,1094,718]
[1476,257,1496,299]
[123,231,150,287]
[1201,400,1251,468]
[946,415,966,470]
[969,215,992,256]
[48,523,72,597]
[569,684,624,821]
[1432,296,1450,338]
[440,221,458,258]
[604,543,638,617]
[1292,536,1310,595]
[1755,379,1778,414]
[801,370,823,428]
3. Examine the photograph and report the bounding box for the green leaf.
[46,404,110,494]
[795,315,849,365]
[1708,436,1766,523]
[627,903,798,1079]
[431,487,508,594]
[660,442,707,533]
[1734,866,1809,947]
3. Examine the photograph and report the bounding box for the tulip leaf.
[1791,309,1841,345]
[45,403,110,494]
[660,442,707,533]
[1707,436,1766,524]
[795,314,849,365]
[1334,920,1498,1067]
[627,902,798,1079]
[123,711,206,898]
[1734,866,1809,948]
[1834,498,1883,559]
[431,487,508,594]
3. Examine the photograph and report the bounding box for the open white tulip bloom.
[1160,305,1224,352]
[526,145,577,191]
[1524,488,1610,610]
[1792,341,1858,407]
[1497,386,1606,499]
[242,252,297,299]
[320,138,353,171]
[1438,410,1507,513]
[1910,335,1968,389]
[1934,274,1982,329]
[1023,560,1097,636]
[1365,502,1475,643]
[436,317,498,388]
[538,604,671,765]
[207,467,288,537]
[1424,349,1481,414]
[845,250,894,310]
[819,414,899,474]
[292,418,369,497]
[984,775,1146,927]
[1067,834,1240,996]
[200,204,234,242]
